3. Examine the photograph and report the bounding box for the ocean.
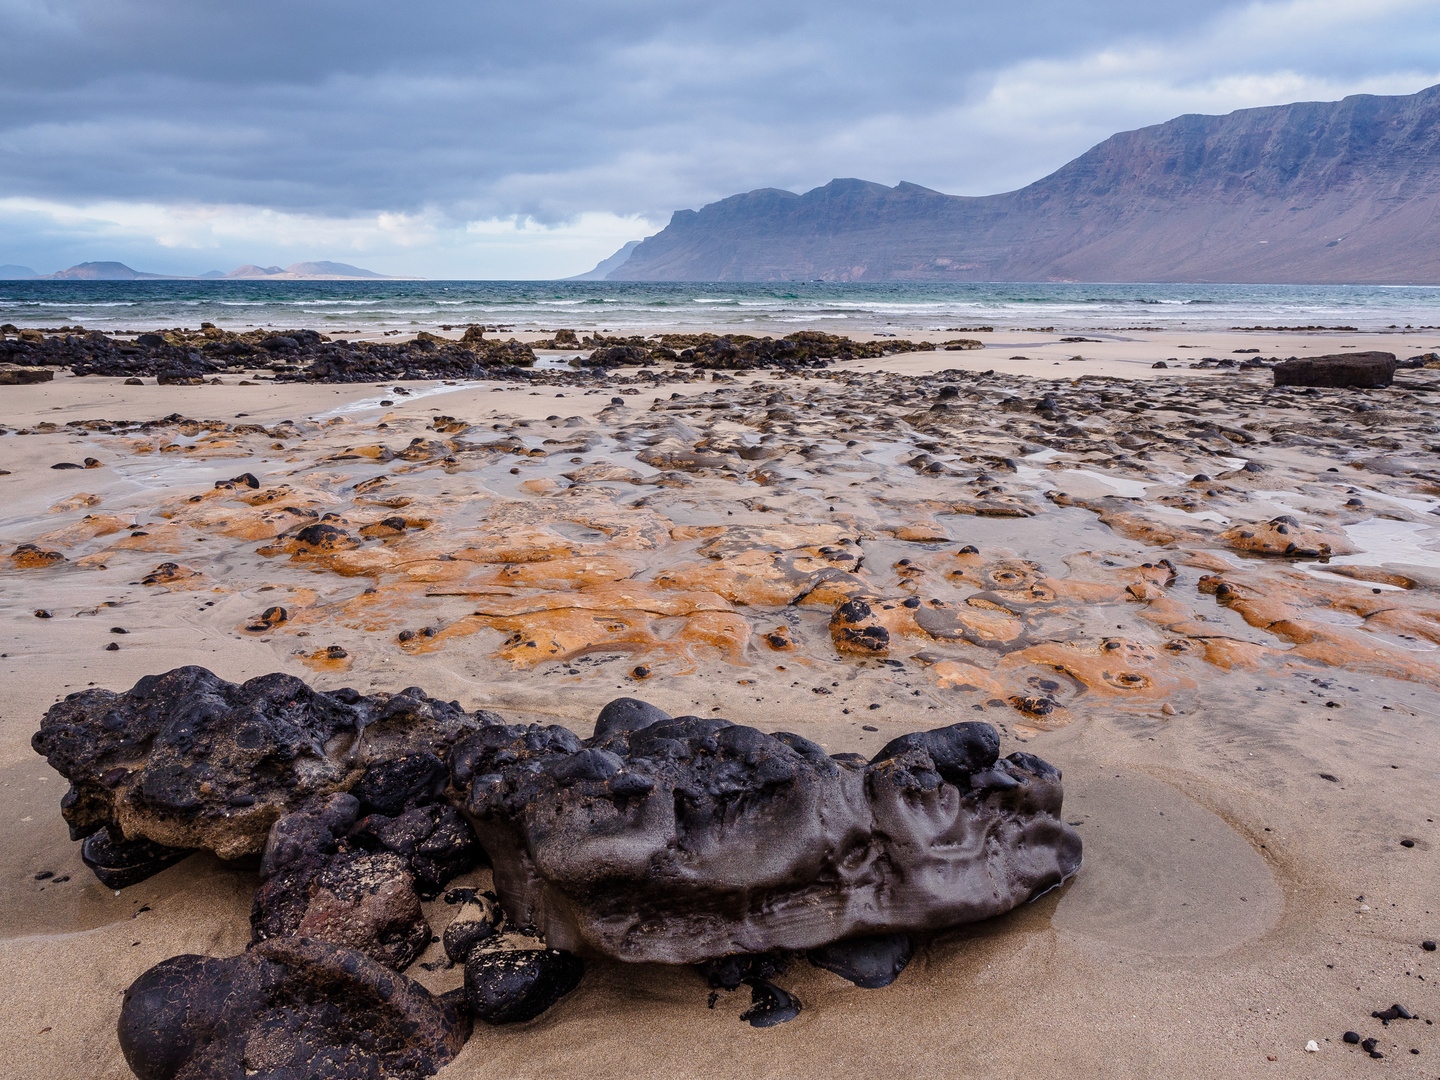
[4,279,1440,336]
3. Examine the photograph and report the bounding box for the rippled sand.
[3,331,1439,1077]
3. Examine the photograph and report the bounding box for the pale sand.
[2,329,1438,1078]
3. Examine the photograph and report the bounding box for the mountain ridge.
[25,260,404,280]
[609,84,1440,284]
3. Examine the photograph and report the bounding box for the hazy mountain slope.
[612,85,1440,283]
[45,261,167,280]
[568,240,642,280]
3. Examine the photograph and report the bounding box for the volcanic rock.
[118,937,469,1080]
[1273,352,1397,388]
[294,850,431,970]
[463,945,585,1025]
[31,666,488,862]
[81,831,193,889]
[807,933,915,988]
[454,705,1080,963]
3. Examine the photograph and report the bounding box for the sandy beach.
[3,325,1439,1078]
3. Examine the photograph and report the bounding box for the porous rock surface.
[455,698,1081,963]
[31,666,489,858]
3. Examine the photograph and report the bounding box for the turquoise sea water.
[4,280,1440,335]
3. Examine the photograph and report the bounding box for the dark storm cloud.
[0,0,1253,221]
[1,0,1437,276]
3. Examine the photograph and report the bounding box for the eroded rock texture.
[455,706,1081,963]
[118,937,470,1080]
[31,666,489,858]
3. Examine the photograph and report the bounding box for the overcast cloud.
[1,0,1437,277]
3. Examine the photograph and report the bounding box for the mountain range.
[0,260,398,280]
[596,84,1440,284]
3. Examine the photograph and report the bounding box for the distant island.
[594,84,1440,284]
[0,260,405,280]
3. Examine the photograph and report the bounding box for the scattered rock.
[1273,352,1397,388]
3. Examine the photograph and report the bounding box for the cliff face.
[611,85,1440,283]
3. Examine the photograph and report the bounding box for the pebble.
[739,979,802,1028]
[33,609,51,618]
[105,642,120,651]
[1304,1040,1319,1052]
[1423,940,1437,951]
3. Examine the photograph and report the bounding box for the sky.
[1,0,1438,279]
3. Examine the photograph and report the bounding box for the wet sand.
[3,328,1439,1077]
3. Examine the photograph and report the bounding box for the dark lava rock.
[740,979,802,1027]
[0,367,53,384]
[1343,1030,1360,1043]
[592,696,672,742]
[350,803,483,898]
[442,889,500,963]
[1273,352,1397,388]
[294,850,431,971]
[1373,1003,1414,1021]
[454,702,1081,963]
[118,936,469,1080]
[1424,940,1437,951]
[580,344,652,368]
[81,831,193,889]
[32,666,488,862]
[807,933,914,988]
[463,947,584,1024]
[351,752,448,817]
[697,952,790,991]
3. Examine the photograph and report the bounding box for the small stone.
[1161,703,1176,716]
[34,609,52,619]
[1343,1031,1360,1044]
[740,979,802,1027]
[1400,839,1415,847]
[464,947,584,1025]
[807,933,913,988]
[105,642,120,651]
[81,832,193,889]
[1423,940,1436,951]
[110,627,128,634]
[1304,1040,1319,1053]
